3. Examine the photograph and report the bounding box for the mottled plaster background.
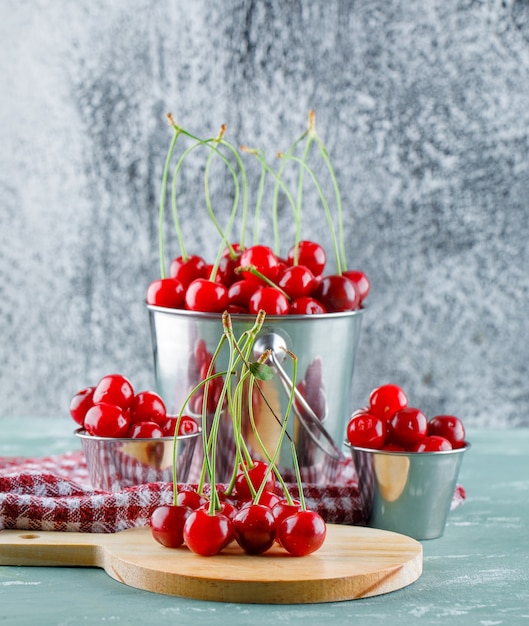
[1,0,528,426]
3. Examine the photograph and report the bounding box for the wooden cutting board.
[0,524,422,604]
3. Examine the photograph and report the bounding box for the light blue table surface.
[1,418,528,625]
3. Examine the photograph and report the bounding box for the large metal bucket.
[147,306,364,485]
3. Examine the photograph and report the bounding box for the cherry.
[183,509,233,556]
[271,499,302,543]
[368,384,408,421]
[287,241,326,277]
[277,265,316,300]
[388,407,428,449]
[239,245,280,284]
[199,500,239,522]
[235,461,276,501]
[278,510,326,557]
[217,244,242,286]
[346,411,386,449]
[413,435,453,452]
[150,504,192,548]
[176,489,208,510]
[184,278,229,313]
[248,287,289,315]
[227,279,260,309]
[169,254,208,289]
[129,391,166,425]
[343,270,370,305]
[233,504,276,555]
[69,386,95,426]
[428,415,466,449]
[92,374,135,410]
[289,297,326,315]
[128,421,165,438]
[313,274,360,312]
[84,402,130,438]
[146,277,185,309]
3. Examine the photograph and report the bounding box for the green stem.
[292,135,314,265]
[252,155,267,245]
[159,123,181,278]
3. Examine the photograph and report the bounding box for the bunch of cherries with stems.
[346,383,467,452]
[150,309,327,557]
[146,110,370,315]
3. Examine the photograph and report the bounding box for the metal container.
[75,429,200,492]
[345,441,470,540]
[148,306,364,485]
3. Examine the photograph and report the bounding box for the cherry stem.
[252,150,267,245]
[290,440,307,511]
[235,265,291,301]
[159,118,181,278]
[278,152,343,275]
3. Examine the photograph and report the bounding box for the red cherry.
[428,415,466,449]
[129,391,166,425]
[313,274,360,312]
[289,297,327,315]
[343,270,370,305]
[69,386,95,426]
[169,255,208,288]
[92,374,135,410]
[271,499,302,532]
[84,402,130,438]
[277,265,316,300]
[127,421,165,438]
[369,384,408,420]
[413,435,453,452]
[199,500,239,522]
[239,245,280,284]
[287,241,326,277]
[233,504,276,555]
[346,412,386,449]
[146,278,185,309]
[235,461,276,501]
[150,504,192,548]
[248,287,289,315]
[176,489,208,510]
[278,510,326,556]
[184,278,229,313]
[217,244,242,286]
[183,509,233,556]
[388,407,428,449]
[227,279,260,309]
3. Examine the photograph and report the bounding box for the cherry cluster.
[346,383,467,452]
[69,373,198,439]
[150,460,326,557]
[146,241,369,315]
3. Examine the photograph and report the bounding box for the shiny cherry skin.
[413,435,453,452]
[248,287,289,315]
[176,489,208,510]
[287,241,326,277]
[146,278,185,309]
[217,244,242,286]
[428,415,466,449]
[69,386,95,426]
[235,461,276,501]
[160,414,199,437]
[343,270,370,305]
[313,274,360,312]
[84,402,130,437]
[127,421,165,438]
[150,504,192,548]
[388,407,428,449]
[227,279,260,309]
[278,510,326,556]
[239,245,280,284]
[271,499,302,545]
[233,504,276,555]
[169,254,208,288]
[183,509,233,556]
[289,297,327,314]
[368,384,408,421]
[278,265,316,300]
[346,412,386,449]
[129,391,166,425]
[92,374,135,410]
[184,278,229,312]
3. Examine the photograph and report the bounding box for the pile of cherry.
[146,240,369,315]
[69,373,198,438]
[346,383,467,452]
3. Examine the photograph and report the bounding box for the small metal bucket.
[75,429,200,491]
[147,306,364,485]
[345,442,470,540]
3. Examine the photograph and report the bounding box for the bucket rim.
[344,440,471,457]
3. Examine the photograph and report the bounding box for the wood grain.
[0,525,422,604]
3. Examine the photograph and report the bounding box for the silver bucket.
[147,306,364,485]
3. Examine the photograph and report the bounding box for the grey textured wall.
[1,0,528,427]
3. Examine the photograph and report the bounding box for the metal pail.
[147,306,364,485]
